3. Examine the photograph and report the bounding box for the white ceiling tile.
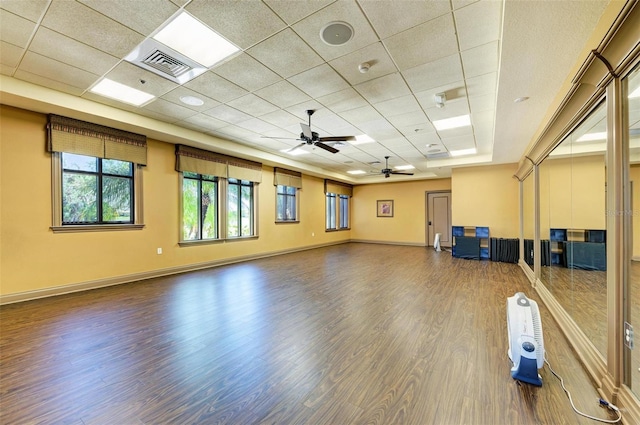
[466,72,497,97]
[316,88,368,113]
[235,118,279,134]
[104,61,178,97]
[226,94,280,117]
[78,0,178,36]
[384,14,458,71]
[142,98,197,121]
[340,105,384,126]
[386,110,431,129]
[288,63,350,99]
[291,1,378,62]
[355,73,411,104]
[440,134,475,149]
[0,9,37,48]
[402,54,463,93]
[461,41,499,78]
[259,109,303,129]
[203,104,254,124]
[19,51,98,90]
[184,71,248,103]
[41,1,144,57]
[359,0,451,39]
[186,0,286,49]
[179,113,229,131]
[0,41,24,68]
[329,42,397,86]
[374,95,422,118]
[247,28,324,79]
[254,80,312,109]
[0,0,48,22]
[454,0,502,51]
[264,0,334,25]
[425,101,470,122]
[469,93,495,114]
[161,87,221,111]
[30,27,120,76]
[15,69,86,96]
[213,53,282,92]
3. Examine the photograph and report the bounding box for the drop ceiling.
[0,0,611,182]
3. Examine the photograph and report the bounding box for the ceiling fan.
[373,156,415,178]
[264,109,356,154]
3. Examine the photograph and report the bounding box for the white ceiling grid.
[0,0,610,181]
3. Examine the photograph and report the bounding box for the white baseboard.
[0,241,347,305]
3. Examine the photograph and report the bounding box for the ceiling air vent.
[125,38,208,84]
[142,50,191,78]
[426,151,450,159]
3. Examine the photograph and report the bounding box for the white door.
[427,191,452,247]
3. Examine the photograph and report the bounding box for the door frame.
[425,190,452,247]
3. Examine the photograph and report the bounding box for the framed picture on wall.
[377,200,394,217]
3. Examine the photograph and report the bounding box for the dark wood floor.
[0,244,619,424]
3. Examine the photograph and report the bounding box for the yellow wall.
[523,173,534,239]
[539,154,606,238]
[451,164,519,238]
[351,179,451,245]
[0,106,350,297]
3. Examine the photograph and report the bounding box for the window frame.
[325,192,350,231]
[180,172,219,242]
[50,152,144,233]
[227,178,255,238]
[275,184,299,223]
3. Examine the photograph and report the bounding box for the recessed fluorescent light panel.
[347,170,367,175]
[433,114,471,131]
[350,135,375,145]
[394,164,415,171]
[450,148,477,157]
[90,78,155,106]
[153,12,239,68]
[280,148,308,156]
[576,132,607,142]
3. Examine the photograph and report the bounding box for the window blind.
[47,114,147,165]
[324,179,353,196]
[273,167,302,188]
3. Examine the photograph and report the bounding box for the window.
[326,192,350,231]
[326,193,337,230]
[276,185,298,221]
[61,153,134,224]
[182,172,218,241]
[228,178,254,237]
[49,114,146,232]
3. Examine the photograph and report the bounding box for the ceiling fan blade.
[300,123,313,140]
[314,142,339,154]
[318,136,356,142]
[286,142,307,153]
[390,171,414,175]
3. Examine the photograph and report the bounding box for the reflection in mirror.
[522,172,534,274]
[626,64,640,398]
[540,101,607,359]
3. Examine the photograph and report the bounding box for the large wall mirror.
[522,172,534,273]
[625,64,640,398]
[539,100,607,359]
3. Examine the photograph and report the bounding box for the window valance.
[47,114,147,165]
[175,145,262,183]
[325,179,353,197]
[274,167,302,188]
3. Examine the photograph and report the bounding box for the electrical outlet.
[624,322,634,349]
[312,232,315,237]
[157,247,163,255]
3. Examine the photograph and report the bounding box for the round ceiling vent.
[320,21,354,46]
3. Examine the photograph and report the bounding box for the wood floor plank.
[0,243,620,424]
